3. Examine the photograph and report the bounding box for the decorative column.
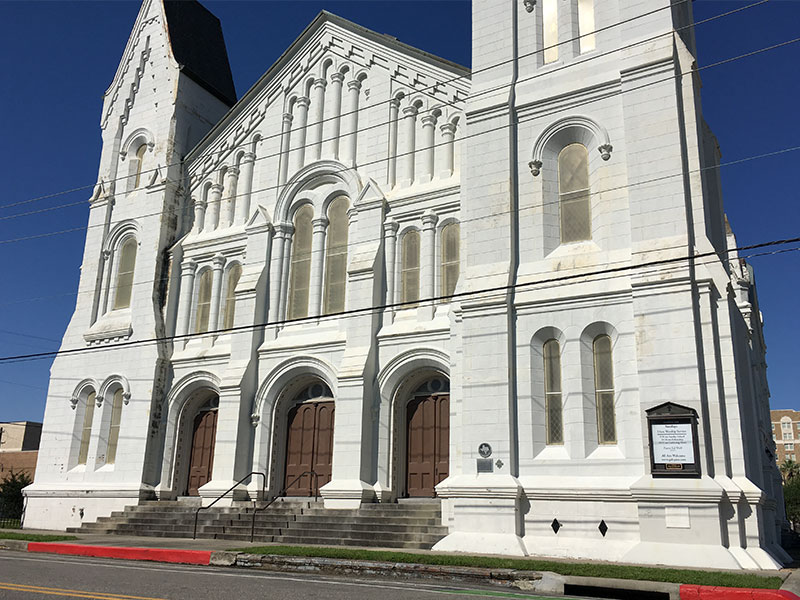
[342,79,362,167]
[267,225,289,326]
[206,183,223,231]
[383,220,399,319]
[192,196,206,233]
[324,72,345,159]
[278,113,293,186]
[223,167,239,228]
[288,96,310,175]
[308,78,327,162]
[308,216,329,317]
[399,105,418,187]
[100,249,113,315]
[419,113,438,183]
[176,260,197,337]
[208,254,226,332]
[438,122,457,179]
[387,98,401,189]
[420,211,438,319]
[235,152,256,225]
[278,227,294,321]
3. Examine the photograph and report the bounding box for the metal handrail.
[250,470,319,543]
[193,471,266,540]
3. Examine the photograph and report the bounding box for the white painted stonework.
[24,0,787,570]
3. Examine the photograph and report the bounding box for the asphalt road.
[0,551,586,600]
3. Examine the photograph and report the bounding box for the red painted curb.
[26,542,212,565]
[680,585,800,600]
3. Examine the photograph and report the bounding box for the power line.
[0,235,797,365]
[0,0,756,214]
[1,35,796,246]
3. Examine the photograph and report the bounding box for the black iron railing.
[249,470,319,543]
[0,514,21,529]
[192,472,266,540]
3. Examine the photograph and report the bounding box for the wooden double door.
[187,408,218,496]
[284,400,334,496]
[406,394,449,497]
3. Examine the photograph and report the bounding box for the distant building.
[0,421,42,478]
[771,410,800,466]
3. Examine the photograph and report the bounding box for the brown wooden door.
[284,401,334,496]
[407,394,449,497]
[187,409,218,496]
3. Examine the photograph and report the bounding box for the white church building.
[24,0,787,569]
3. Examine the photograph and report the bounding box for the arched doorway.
[284,381,334,496]
[406,377,449,497]
[185,395,219,496]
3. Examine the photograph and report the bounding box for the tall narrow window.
[543,339,563,445]
[543,0,558,64]
[558,143,591,243]
[133,144,147,189]
[223,263,242,330]
[593,334,616,444]
[194,269,213,333]
[113,238,137,310]
[401,230,420,305]
[323,196,349,315]
[441,222,460,298]
[287,204,313,320]
[578,0,596,53]
[106,388,124,465]
[78,391,96,466]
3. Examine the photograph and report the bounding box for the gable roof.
[163,0,237,106]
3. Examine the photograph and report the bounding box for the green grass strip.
[229,545,783,590]
[0,532,78,542]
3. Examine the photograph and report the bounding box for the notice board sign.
[646,402,701,478]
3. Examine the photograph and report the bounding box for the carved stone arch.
[530,115,612,174]
[253,356,338,421]
[393,89,408,102]
[449,113,462,127]
[303,76,316,97]
[120,127,154,160]
[70,378,100,410]
[320,57,334,79]
[98,374,131,406]
[397,223,421,241]
[436,215,459,236]
[354,68,369,83]
[103,220,140,254]
[578,320,620,452]
[274,159,362,224]
[408,96,426,111]
[338,63,352,76]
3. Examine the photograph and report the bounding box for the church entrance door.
[284,400,334,496]
[187,405,218,496]
[406,393,449,497]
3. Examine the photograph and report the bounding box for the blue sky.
[0,0,797,423]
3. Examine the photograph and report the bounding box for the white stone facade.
[24,0,786,570]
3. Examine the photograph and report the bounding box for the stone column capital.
[225,166,240,178]
[276,223,295,237]
[389,97,402,110]
[440,122,457,136]
[383,220,399,236]
[181,260,197,275]
[347,80,363,92]
[193,196,207,209]
[282,112,294,125]
[330,72,346,84]
[212,254,226,269]
[241,151,257,164]
[210,183,223,194]
[313,78,327,89]
[421,212,439,229]
[421,114,438,127]
[312,216,329,232]
[402,105,419,118]
[295,96,311,109]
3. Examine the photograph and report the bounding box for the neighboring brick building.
[771,410,800,465]
[0,421,42,478]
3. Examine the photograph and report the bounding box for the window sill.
[84,310,132,345]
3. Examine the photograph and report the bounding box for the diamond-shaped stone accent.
[598,520,608,537]
[551,518,561,534]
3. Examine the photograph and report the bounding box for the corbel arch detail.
[98,374,131,406]
[70,378,100,410]
[529,115,612,176]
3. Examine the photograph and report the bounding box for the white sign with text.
[652,423,694,464]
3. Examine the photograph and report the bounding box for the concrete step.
[291,515,441,527]
[274,535,436,550]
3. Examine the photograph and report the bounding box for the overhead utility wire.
[1,0,753,213]
[0,35,796,245]
[0,234,797,365]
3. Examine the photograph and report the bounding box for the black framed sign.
[646,402,701,478]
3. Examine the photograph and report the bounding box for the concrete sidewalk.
[1,528,796,600]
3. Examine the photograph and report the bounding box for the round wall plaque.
[478,443,492,458]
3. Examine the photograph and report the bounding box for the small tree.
[785,478,800,531]
[0,470,32,519]
[781,459,800,483]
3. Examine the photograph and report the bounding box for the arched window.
[194,269,213,333]
[558,143,591,243]
[543,339,563,445]
[593,334,616,444]
[106,388,124,465]
[77,391,96,466]
[401,230,420,305]
[287,204,313,320]
[441,222,460,298]
[133,144,147,189]
[323,196,349,315]
[112,237,137,310]
[578,0,596,53]
[223,263,242,330]
[543,0,558,64]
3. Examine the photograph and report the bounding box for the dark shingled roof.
[163,0,237,106]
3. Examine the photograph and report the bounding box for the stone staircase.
[67,499,448,550]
